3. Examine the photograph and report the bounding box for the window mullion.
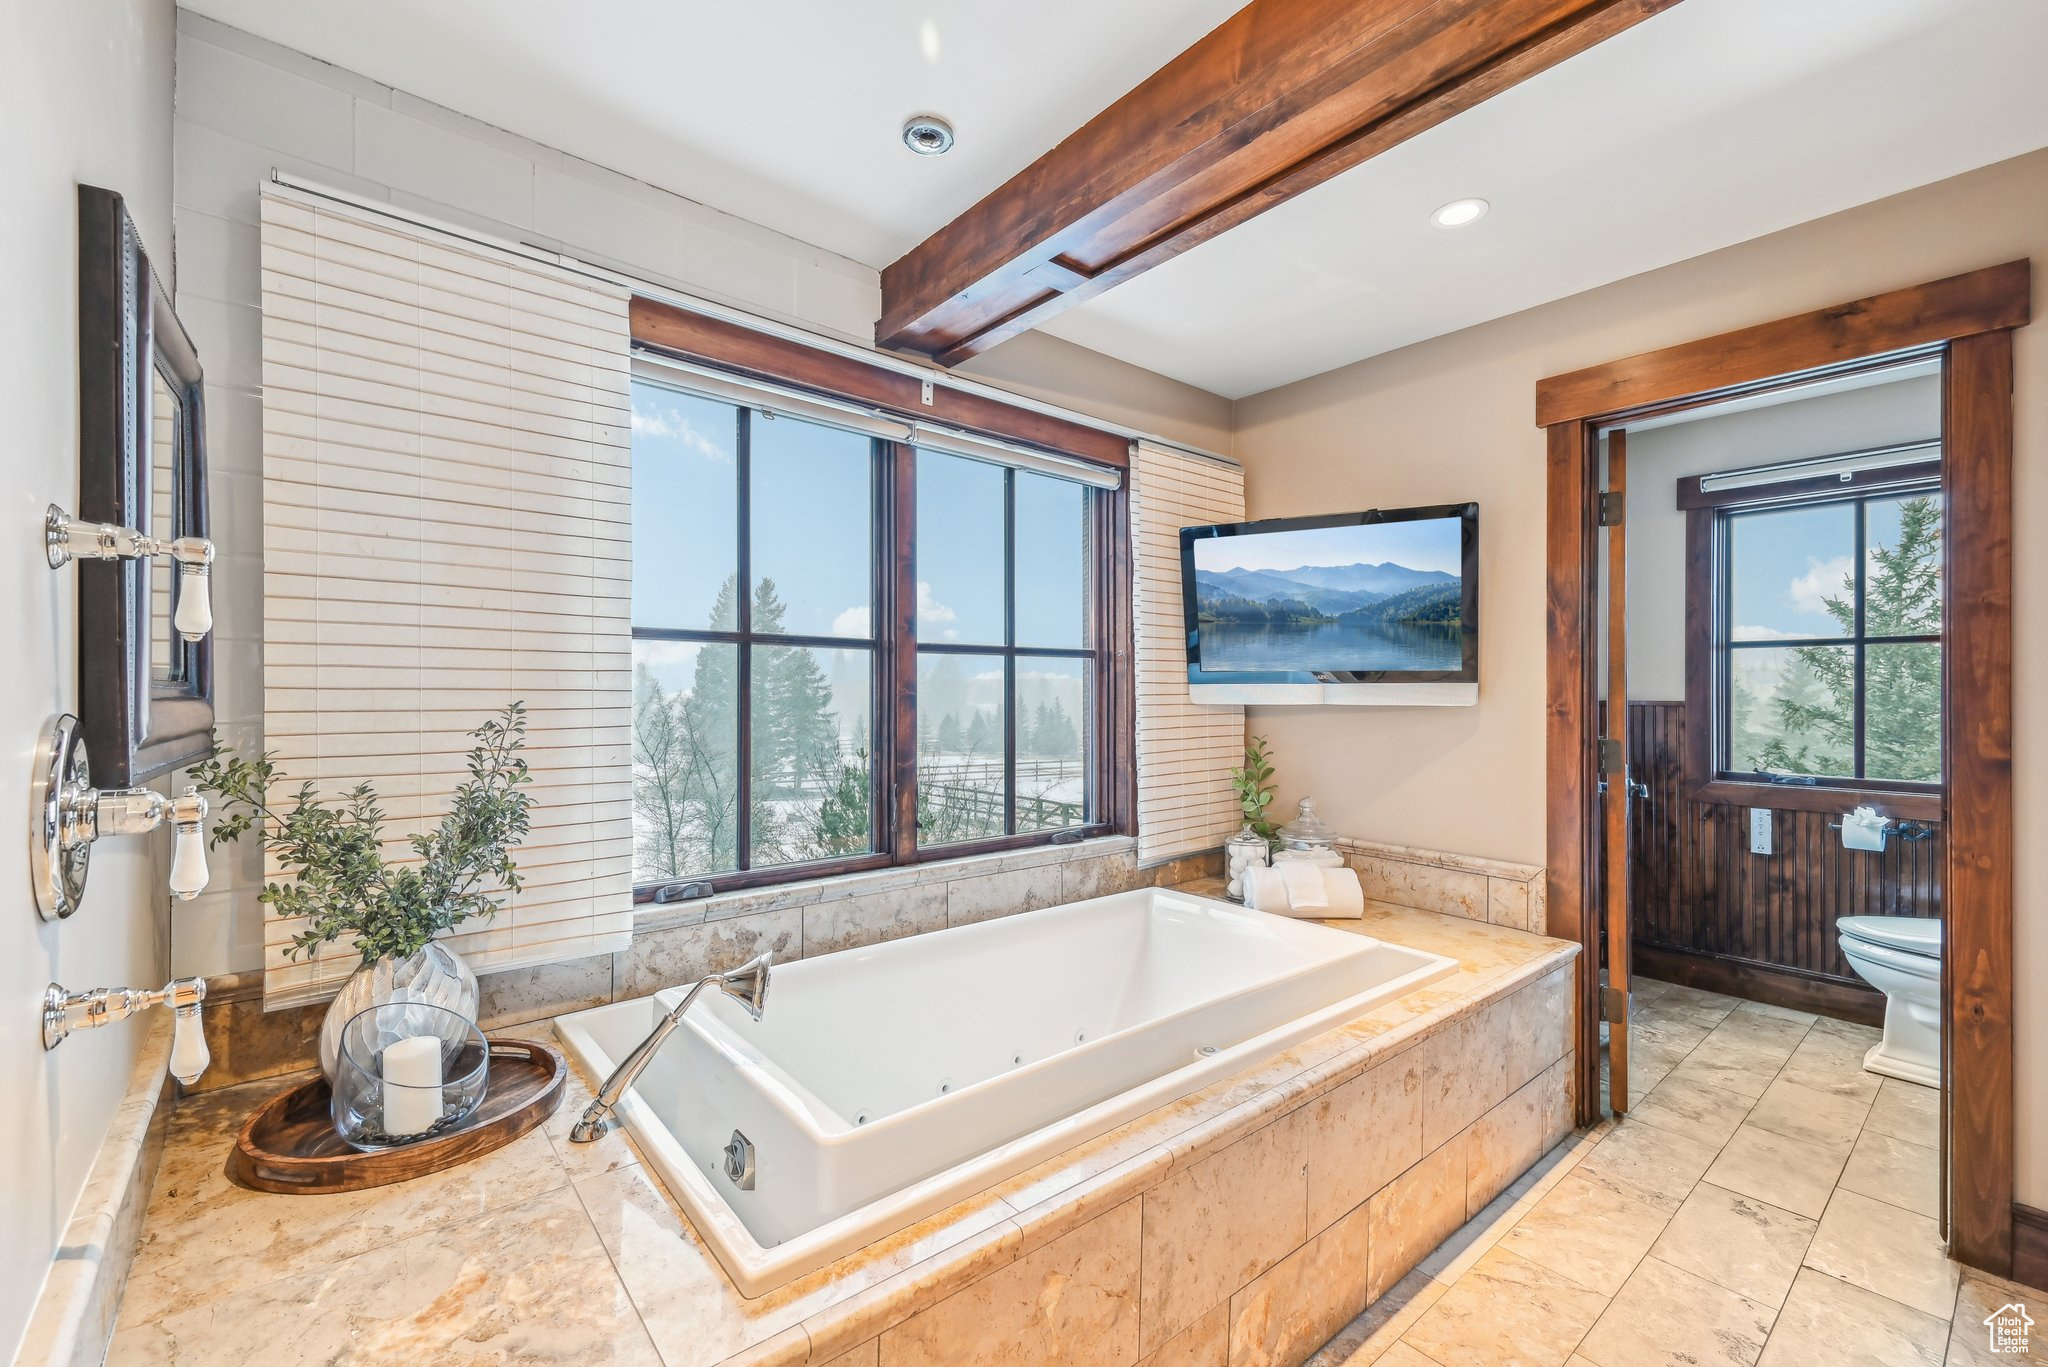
[887,442,919,862]
[1003,469,1017,836]
[736,408,753,870]
[1852,497,1867,780]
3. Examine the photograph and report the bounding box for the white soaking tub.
[556,886,1457,1295]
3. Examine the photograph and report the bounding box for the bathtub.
[556,886,1458,1295]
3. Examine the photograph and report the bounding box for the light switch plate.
[1749,808,1773,855]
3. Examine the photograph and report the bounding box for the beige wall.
[1234,148,2047,1207]
[0,0,176,1356]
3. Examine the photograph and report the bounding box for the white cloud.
[1732,625,1803,641]
[831,606,872,638]
[916,581,960,641]
[1787,555,1852,617]
[631,402,732,464]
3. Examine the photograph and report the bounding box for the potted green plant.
[1230,734,1280,847]
[191,702,537,1080]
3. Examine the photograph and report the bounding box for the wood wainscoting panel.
[1604,701,1941,1017]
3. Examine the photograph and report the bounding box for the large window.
[630,373,1120,895]
[1713,479,1943,790]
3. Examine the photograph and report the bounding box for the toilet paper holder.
[1826,808,1937,851]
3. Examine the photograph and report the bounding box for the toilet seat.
[1838,915,1941,958]
[1839,935,1940,984]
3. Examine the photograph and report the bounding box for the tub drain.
[1195,1045,1219,1058]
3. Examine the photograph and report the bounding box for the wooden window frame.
[1539,259,2028,1277]
[629,301,1136,904]
[1680,460,1945,821]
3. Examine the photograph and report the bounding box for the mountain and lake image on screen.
[1190,514,1467,675]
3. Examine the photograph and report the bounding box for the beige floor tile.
[1571,1115,1721,1215]
[1301,1269,1447,1367]
[1401,1246,1606,1367]
[1360,1345,1439,1367]
[1803,1187,1961,1319]
[1865,1076,1941,1148]
[1662,1037,1791,1102]
[1776,1030,1885,1102]
[1745,1076,1875,1150]
[1948,1269,2048,1364]
[1757,1267,1948,1367]
[1497,1172,1670,1296]
[1576,1256,1775,1367]
[1626,1069,1754,1147]
[1648,1181,1815,1308]
[1838,1129,1940,1220]
[1703,1124,1852,1220]
[1732,1000,1820,1028]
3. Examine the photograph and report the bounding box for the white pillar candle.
[381,1035,444,1136]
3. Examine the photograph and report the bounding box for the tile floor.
[1304,976,2047,1367]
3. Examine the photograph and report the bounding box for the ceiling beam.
[878,0,1682,366]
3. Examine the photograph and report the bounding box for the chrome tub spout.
[568,951,772,1143]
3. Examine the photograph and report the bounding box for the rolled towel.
[1278,859,1328,910]
[1318,867,1366,919]
[1245,866,1288,913]
[1245,866,1366,920]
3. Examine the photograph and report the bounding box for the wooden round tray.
[227,1036,567,1194]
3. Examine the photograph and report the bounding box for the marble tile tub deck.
[106,896,1577,1367]
[1306,976,2048,1367]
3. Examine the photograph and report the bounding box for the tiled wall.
[847,963,1575,1366]
[192,838,1219,1091]
[1339,838,1548,935]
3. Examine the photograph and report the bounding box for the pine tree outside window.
[1717,481,1943,790]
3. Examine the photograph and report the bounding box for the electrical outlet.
[1749,808,1773,855]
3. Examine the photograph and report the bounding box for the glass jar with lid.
[1223,824,1271,902]
[1274,798,1343,867]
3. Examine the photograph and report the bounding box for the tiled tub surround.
[1336,838,1548,936]
[557,889,1460,1293]
[107,901,1575,1366]
[188,837,1215,1092]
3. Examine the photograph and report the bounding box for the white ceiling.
[1043,0,2048,397]
[182,0,2048,401]
[175,0,1245,267]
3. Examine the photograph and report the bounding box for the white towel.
[1278,859,1328,910]
[1245,866,1366,920]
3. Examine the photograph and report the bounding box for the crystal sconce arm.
[45,503,214,641]
[32,714,209,922]
[43,977,209,1084]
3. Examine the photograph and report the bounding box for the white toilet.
[1837,915,1942,1086]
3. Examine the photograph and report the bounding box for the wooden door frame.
[1536,260,2030,1276]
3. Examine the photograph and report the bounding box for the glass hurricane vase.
[331,1002,490,1150]
[317,941,479,1083]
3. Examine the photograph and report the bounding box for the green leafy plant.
[190,703,537,966]
[1230,735,1279,846]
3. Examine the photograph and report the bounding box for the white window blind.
[1130,442,1246,863]
[257,190,633,1007]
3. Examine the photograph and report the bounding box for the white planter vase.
[317,941,479,1083]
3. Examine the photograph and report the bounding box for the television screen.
[1180,504,1478,704]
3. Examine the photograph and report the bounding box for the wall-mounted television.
[1180,503,1478,706]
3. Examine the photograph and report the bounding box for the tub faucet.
[569,952,773,1144]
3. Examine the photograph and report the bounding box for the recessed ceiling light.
[902,115,955,157]
[1431,197,1490,228]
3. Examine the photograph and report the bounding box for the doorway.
[1537,262,2027,1276]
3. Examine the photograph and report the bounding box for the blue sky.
[1728,495,1923,639]
[631,379,1085,649]
[1194,517,1462,576]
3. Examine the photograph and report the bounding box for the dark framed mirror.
[78,185,214,787]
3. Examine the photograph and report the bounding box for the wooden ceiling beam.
[878,0,1683,366]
